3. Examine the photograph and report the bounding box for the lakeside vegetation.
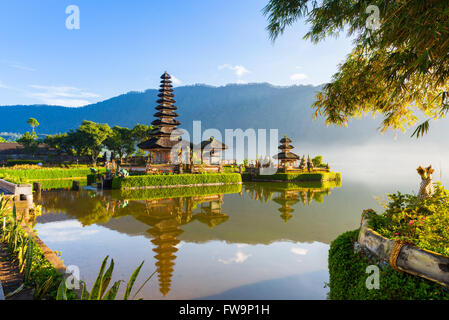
[328,229,449,300]
[0,166,104,189]
[111,173,242,190]
[9,118,154,165]
[243,172,341,183]
[0,197,77,300]
[368,183,449,257]
[328,184,449,299]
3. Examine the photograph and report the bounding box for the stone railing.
[358,210,449,288]
[0,179,33,202]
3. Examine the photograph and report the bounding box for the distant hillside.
[0,82,447,145]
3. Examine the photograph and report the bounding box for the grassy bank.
[111,173,242,190]
[115,183,242,200]
[0,167,103,189]
[328,229,449,299]
[0,199,76,300]
[242,171,341,183]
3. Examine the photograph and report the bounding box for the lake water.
[32,147,447,300]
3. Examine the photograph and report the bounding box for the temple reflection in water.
[35,181,340,297]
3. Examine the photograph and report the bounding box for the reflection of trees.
[38,190,228,297]
[244,182,338,222]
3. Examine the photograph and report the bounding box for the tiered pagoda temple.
[275,136,299,169]
[138,72,228,170]
[138,72,182,164]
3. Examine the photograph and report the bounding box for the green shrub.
[328,229,449,300]
[35,179,87,191]
[6,159,44,166]
[0,168,105,181]
[368,183,449,257]
[250,172,341,182]
[312,156,323,167]
[112,173,242,190]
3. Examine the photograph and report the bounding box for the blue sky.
[0,0,354,107]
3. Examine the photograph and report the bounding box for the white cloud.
[0,81,7,89]
[0,59,36,72]
[10,64,36,72]
[37,220,99,242]
[291,247,308,255]
[28,85,100,107]
[218,64,250,77]
[218,251,251,264]
[290,73,308,82]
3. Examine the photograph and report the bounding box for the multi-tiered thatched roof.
[138,72,182,151]
[275,136,299,166]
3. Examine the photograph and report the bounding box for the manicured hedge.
[35,178,88,191]
[0,168,104,181]
[6,159,44,166]
[115,183,242,200]
[328,229,449,300]
[243,172,341,182]
[112,173,242,190]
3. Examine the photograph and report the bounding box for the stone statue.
[417,165,435,199]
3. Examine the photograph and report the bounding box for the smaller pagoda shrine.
[275,136,299,171]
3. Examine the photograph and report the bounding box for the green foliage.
[328,229,449,300]
[27,118,39,133]
[43,133,75,155]
[76,120,112,164]
[311,155,322,167]
[6,160,43,166]
[0,200,76,300]
[112,173,242,190]
[104,126,135,160]
[35,178,88,191]
[131,123,154,143]
[117,184,242,200]
[16,131,39,153]
[264,0,449,135]
[56,256,152,300]
[250,172,341,182]
[369,183,449,256]
[0,167,102,181]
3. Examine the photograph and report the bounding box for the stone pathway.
[0,242,34,300]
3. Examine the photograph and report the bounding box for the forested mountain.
[0,82,446,145]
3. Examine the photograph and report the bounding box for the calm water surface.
[32,169,427,300]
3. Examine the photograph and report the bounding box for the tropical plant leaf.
[102,281,122,300]
[88,255,109,300]
[132,269,157,300]
[99,258,114,298]
[410,120,430,138]
[123,261,144,300]
[56,279,68,300]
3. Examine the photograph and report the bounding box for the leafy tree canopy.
[131,123,153,143]
[104,126,135,160]
[27,117,40,133]
[76,120,112,164]
[17,131,39,153]
[264,0,449,136]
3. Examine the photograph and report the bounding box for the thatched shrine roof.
[200,138,228,151]
[280,137,292,144]
[274,152,300,160]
